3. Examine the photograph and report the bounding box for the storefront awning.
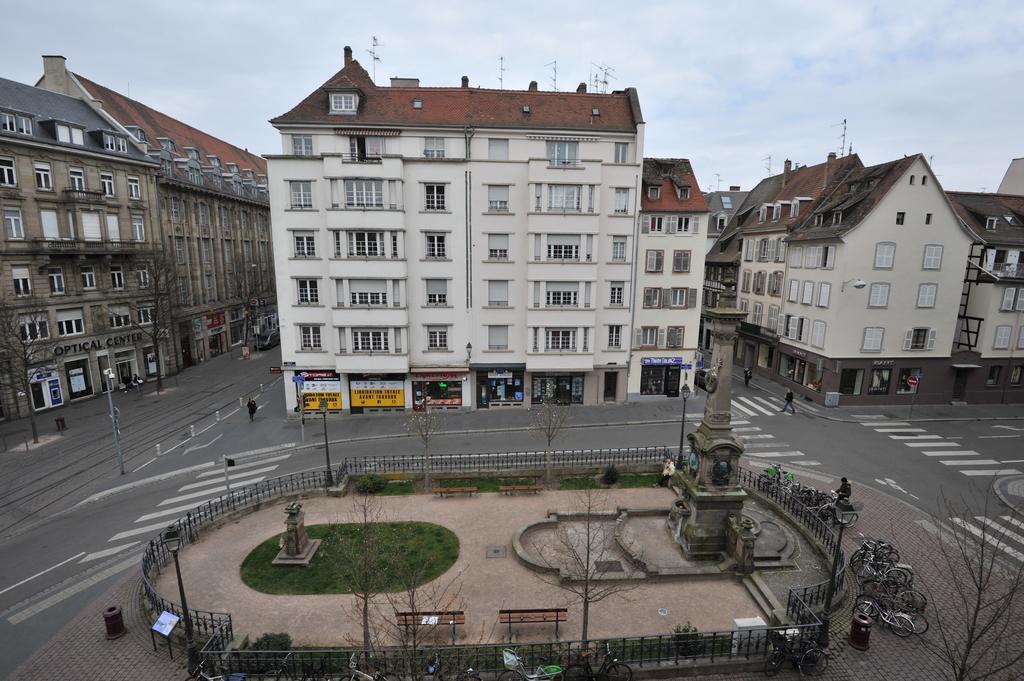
[469,363,526,370]
[951,364,982,369]
[411,368,469,381]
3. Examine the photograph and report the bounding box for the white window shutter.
[1002,287,1016,310]
[926,329,936,350]
[642,215,650,233]
[667,216,678,233]
[903,330,913,350]
[657,328,666,348]
[662,288,671,308]
[776,316,786,336]
[691,216,699,233]
[633,328,642,348]
[689,287,698,309]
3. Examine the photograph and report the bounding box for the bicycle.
[809,493,858,528]
[497,648,565,681]
[563,642,632,681]
[348,652,399,681]
[423,651,482,681]
[852,595,917,637]
[763,630,827,677]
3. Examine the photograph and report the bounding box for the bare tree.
[0,296,53,443]
[530,385,570,486]
[916,492,1024,680]
[131,250,179,392]
[406,407,445,489]
[529,489,637,645]
[236,263,267,353]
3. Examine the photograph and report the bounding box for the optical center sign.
[350,380,405,408]
[300,370,343,411]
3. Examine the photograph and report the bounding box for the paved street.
[0,355,1022,677]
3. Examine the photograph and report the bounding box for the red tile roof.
[271,58,642,132]
[641,158,708,212]
[74,73,266,174]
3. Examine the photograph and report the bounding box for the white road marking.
[993,425,1024,432]
[731,401,757,416]
[977,516,1024,547]
[131,457,157,473]
[743,451,805,458]
[732,427,763,433]
[923,450,978,456]
[182,432,224,456]
[852,414,887,419]
[0,553,86,596]
[1002,516,1024,532]
[79,542,139,563]
[108,521,183,543]
[737,397,775,416]
[179,467,279,491]
[875,428,927,433]
[1002,459,1024,463]
[157,478,266,506]
[979,435,1021,439]
[941,459,1002,466]
[951,518,1024,562]
[961,469,1023,477]
[6,555,140,624]
[802,461,822,466]
[745,442,791,449]
[731,420,751,426]
[739,434,775,440]
[195,454,291,477]
[134,501,216,523]
[890,434,942,440]
[861,421,911,427]
[76,461,216,506]
[904,441,960,448]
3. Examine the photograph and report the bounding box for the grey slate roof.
[704,190,748,213]
[0,76,153,164]
[946,191,1024,247]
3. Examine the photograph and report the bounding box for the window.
[547,236,580,260]
[868,283,890,308]
[801,281,814,304]
[34,162,52,190]
[80,266,95,289]
[127,176,140,200]
[425,233,447,258]
[96,171,114,196]
[646,216,664,233]
[987,365,1002,386]
[614,142,628,163]
[1013,365,1023,384]
[424,137,446,159]
[922,245,943,269]
[426,279,448,306]
[787,279,799,302]
[330,93,357,113]
[985,217,997,230]
[68,167,85,190]
[488,325,509,350]
[109,305,131,328]
[178,281,190,306]
[839,368,864,395]
[294,232,317,257]
[609,282,624,306]
[353,329,389,352]
[643,287,661,308]
[137,306,154,324]
[874,242,896,269]
[810,320,826,348]
[608,325,622,349]
[862,327,884,352]
[645,249,663,273]
[917,283,937,308]
[896,211,906,225]
[427,326,449,350]
[869,368,892,395]
[4,207,24,239]
[343,180,382,209]
[613,187,630,214]
[925,213,932,225]
[639,327,658,347]
[994,325,1012,349]
[548,184,581,211]
[347,231,385,257]
[131,215,145,241]
[547,283,579,307]
[648,186,661,200]
[200,239,212,263]
[174,237,186,264]
[56,309,84,336]
[348,279,388,306]
[904,327,934,351]
[13,266,31,296]
[19,315,49,340]
[300,325,322,350]
[767,305,780,331]
[545,328,576,350]
[487,233,509,260]
[666,326,684,348]
[297,279,319,304]
[2,112,32,135]
[488,138,509,160]
[292,135,313,155]
[999,288,1018,311]
[670,288,689,308]
[169,196,182,222]
[487,280,509,306]
[109,265,125,290]
[487,185,509,212]
[0,158,16,187]
[546,141,578,166]
[816,282,831,308]
[672,250,691,273]
[788,246,802,268]
[48,267,65,294]
[611,236,627,261]
[136,267,149,289]
[421,183,446,211]
[56,124,83,145]
[289,181,313,209]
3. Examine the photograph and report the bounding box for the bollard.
[239,396,244,408]
[155,444,162,456]
[103,605,126,639]
[848,611,872,650]
[189,425,195,438]
[260,383,264,393]
[216,410,221,422]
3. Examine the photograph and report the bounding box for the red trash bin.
[103,605,126,639]
[848,611,872,650]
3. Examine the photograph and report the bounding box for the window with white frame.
[131,215,145,241]
[204,273,214,302]
[297,279,319,304]
[821,245,835,269]
[788,246,803,267]
[68,167,85,190]
[487,138,509,160]
[200,239,211,263]
[488,325,509,350]
[671,288,689,308]
[424,232,447,258]
[767,305,779,331]
[607,325,622,349]
[290,181,313,209]
[994,325,1012,349]
[487,280,509,306]
[546,282,579,307]
[643,287,661,308]
[545,328,576,350]
[352,329,389,352]
[424,137,446,159]
[294,232,316,257]
[174,237,186,264]
[548,184,581,211]
[127,176,140,199]
[751,302,763,326]
[426,279,448,306]
[137,306,154,324]
[48,267,65,294]
[347,231,385,257]
[787,279,799,302]
[985,217,997,230]
[874,242,896,269]
[868,283,890,308]
[427,326,449,350]
[56,308,84,336]
[344,179,383,208]
[292,135,313,156]
[817,282,831,308]
[109,305,131,328]
[19,315,49,340]
[639,326,658,347]
[916,283,937,308]
[300,325,322,350]
[614,188,629,213]
[13,266,31,296]
[34,162,52,190]
[329,92,357,113]
[100,172,115,196]
[136,267,149,289]
[1,112,31,135]
[810,320,826,348]
[486,233,509,260]
[648,186,661,200]
[546,141,578,165]
[862,327,884,352]
[922,245,943,269]
[547,235,580,260]
[801,281,814,304]
[904,327,934,351]
[614,142,629,163]
[4,207,24,239]
[424,184,446,210]
[0,157,16,186]
[348,279,388,306]
[645,249,663,273]
[612,236,627,261]
[487,185,510,212]
[999,288,1018,311]
[110,265,124,290]
[80,266,95,289]
[672,250,691,273]
[609,282,624,306]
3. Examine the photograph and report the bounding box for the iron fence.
[343,446,671,475]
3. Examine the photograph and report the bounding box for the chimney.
[343,46,353,66]
[576,82,587,93]
[729,185,741,191]
[782,159,792,187]
[825,151,837,188]
[528,80,538,91]
[41,55,72,96]
[461,76,469,88]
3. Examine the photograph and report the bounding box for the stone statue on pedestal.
[273,501,322,566]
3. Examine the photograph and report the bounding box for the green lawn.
[240,522,459,595]
[559,476,599,490]
[618,473,659,488]
[437,477,538,493]
[377,480,415,495]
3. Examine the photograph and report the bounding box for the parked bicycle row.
[850,536,928,638]
[757,465,859,528]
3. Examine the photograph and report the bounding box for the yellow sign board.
[302,391,342,411]
[350,380,405,408]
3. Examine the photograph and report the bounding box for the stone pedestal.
[273,501,321,566]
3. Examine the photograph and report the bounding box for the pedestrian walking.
[247,398,258,422]
[743,367,752,387]
[656,458,676,487]
[781,389,796,414]
[132,374,144,395]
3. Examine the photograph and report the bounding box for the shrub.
[672,622,704,657]
[251,632,292,650]
[356,474,387,494]
[601,464,620,486]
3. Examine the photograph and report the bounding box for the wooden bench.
[499,484,543,495]
[498,608,568,640]
[396,610,466,644]
[432,486,477,497]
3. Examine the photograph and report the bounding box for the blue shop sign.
[642,357,684,366]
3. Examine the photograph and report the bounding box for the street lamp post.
[103,368,125,475]
[162,526,199,673]
[818,519,847,649]
[319,399,334,488]
[677,383,691,467]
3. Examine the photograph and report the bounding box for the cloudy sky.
[6,0,1022,192]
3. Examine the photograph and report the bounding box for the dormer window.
[103,133,128,153]
[814,214,825,226]
[591,107,600,116]
[1006,214,1020,226]
[832,210,843,225]
[412,99,423,109]
[648,186,661,200]
[758,205,768,223]
[772,204,781,221]
[677,186,691,200]
[985,217,998,230]
[790,200,800,218]
[1,111,32,136]
[330,92,358,114]
[56,123,84,145]
[127,126,147,143]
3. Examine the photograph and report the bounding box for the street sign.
[906,376,919,387]
[249,297,259,306]
[291,375,305,384]
[680,362,693,370]
[270,366,282,374]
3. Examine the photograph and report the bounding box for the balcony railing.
[339,153,383,163]
[993,262,1024,279]
[61,188,106,204]
[34,238,149,253]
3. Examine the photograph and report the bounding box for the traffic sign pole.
[907,375,920,420]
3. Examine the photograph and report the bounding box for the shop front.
[228,307,246,346]
[777,347,824,394]
[63,356,93,400]
[29,368,64,411]
[531,374,584,404]
[206,311,227,357]
[638,357,685,397]
[472,365,525,408]
[348,374,406,414]
[412,369,468,410]
[298,370,343,413]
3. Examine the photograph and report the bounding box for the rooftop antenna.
[928,155,934,167]
[545,60,558,91]
[715,173,722,191]
[498,56,507,90]
[591,63,616,94]
[366,36,383,84]
[762,155,772,176]
[832,118,847,156]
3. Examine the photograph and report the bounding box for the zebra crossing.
[947,516,1024,562]
[859,420,1021,478]
[103,453,292,547]
[729,394,821,418]
[731,420,820,467]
